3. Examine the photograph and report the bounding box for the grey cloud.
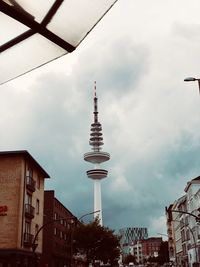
[172,22,200,41]
[2,0,200,237]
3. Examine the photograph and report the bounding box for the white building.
[184,177,200,267]
[167,176,200,267]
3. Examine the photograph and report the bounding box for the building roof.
[172,195,186,208]
[45,190,75,217]
[0,150,50,178]
[184,176,200,192]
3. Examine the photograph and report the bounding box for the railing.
[26,176,36,192]
[25,204,35,219]
[24,232,34,247]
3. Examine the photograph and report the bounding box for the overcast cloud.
[1,0,200,237]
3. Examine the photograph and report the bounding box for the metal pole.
[78,210,100,222]
[198,79,200,95]
[32,217,75,267]
[32,210,101,267]
[171,209,199,221]
[172,219,198,264]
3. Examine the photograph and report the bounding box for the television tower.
[84,82,110,225]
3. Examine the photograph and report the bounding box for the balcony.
[24,232,34,247]
[25,204,35,219]
[26,176,36,192]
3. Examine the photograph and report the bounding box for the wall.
[0,154,24,249]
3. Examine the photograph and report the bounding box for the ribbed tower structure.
[84,82,110,226]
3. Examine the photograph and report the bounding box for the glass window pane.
[0,0,118,84]
[0,12,28,45]
[0,33,66,84]
[47,0,118,46]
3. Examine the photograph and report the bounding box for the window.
[37,175,40,189]
[26,193,32,205]
[25,221,31,234]
[27,168,33,178]
[35,224,39,241]
[36,199,39,214]
[181,230,185,242]
[54,227,57,235]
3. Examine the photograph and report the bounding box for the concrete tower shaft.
[84,82,110,225]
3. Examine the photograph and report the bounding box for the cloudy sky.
[1,0,200,237]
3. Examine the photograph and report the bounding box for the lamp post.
[170,209,200,222]
[184,77,200,94]
[32,216,76,267]
[32,210,101,267]
[78,210,100,222]
[174,219,198,264]
[167,209,200,264]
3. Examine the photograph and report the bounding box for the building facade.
[184,177,200,267]
[130,237,162,264]
[166,204,177,263]
[119,227,148,258]
[0,150,50,266]
[141,237,162,259]
[166,176,200,267]
[40,190,77,267]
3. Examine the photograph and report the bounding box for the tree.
[123,254,137,265]
[157,241,169,265]
[73,219,120,266]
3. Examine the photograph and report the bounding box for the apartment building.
[184,176,200,267]
[119,227,148,258]
[166,176,200,267]
[131,241,142,263]
[0,150,50,266]
[165,204,176,263]
[40,190,77,267]
[174,195,188,267]
[141,237,162,259]
[129,237,162,264]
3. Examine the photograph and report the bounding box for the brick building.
[131,237,162,263]
[141,237,162,258]
[0,150,50,266]
[119,227,148,258]
[40,190,77,267]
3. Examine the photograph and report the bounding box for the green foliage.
[157,241,169,264]
[73,219,120,265]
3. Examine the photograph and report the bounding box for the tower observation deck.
[84,82,110,225]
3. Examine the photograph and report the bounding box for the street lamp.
[32,216,76,267]
[32,210,101,266]
[168,209,200,264]
[184,77,200,94]
[173,219,198,264]
[78,210,100,222]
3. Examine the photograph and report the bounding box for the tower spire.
[84,82,110,226]
[94,81,97,97]
[94,81,98,124]
[90,82,103,152]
